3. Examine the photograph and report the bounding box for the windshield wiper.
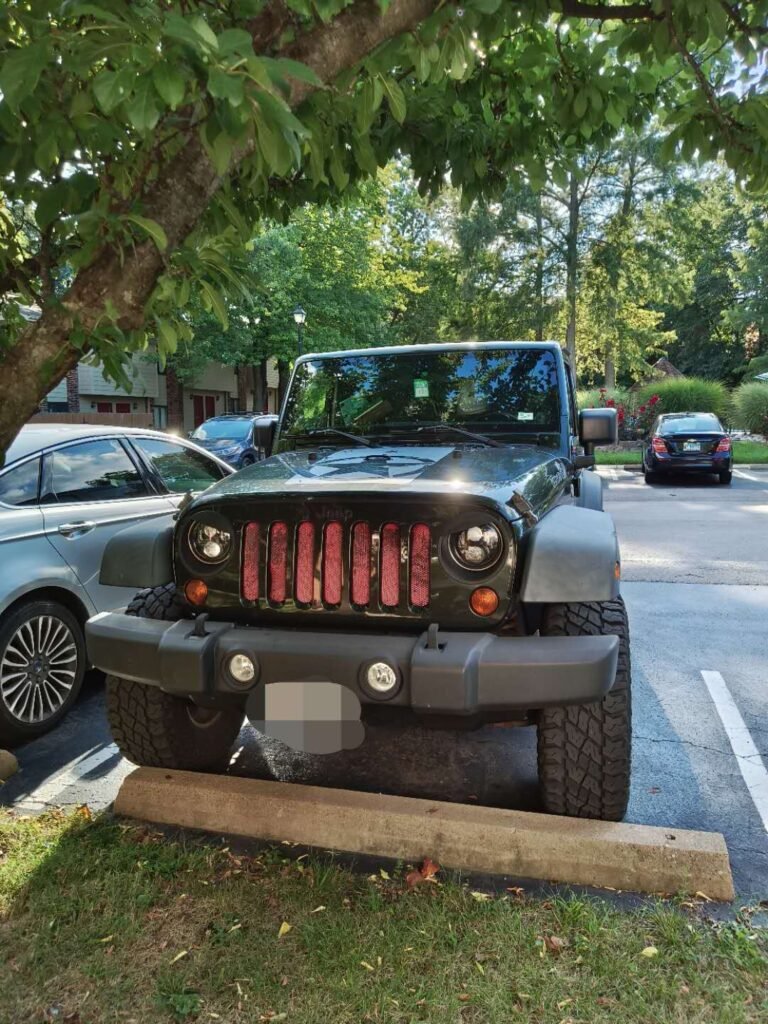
[411,424,506,449]
[286,428,373,448]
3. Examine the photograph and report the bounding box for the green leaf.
[164,13,218,54]
[93,69,132,114]
[122,214,168,251]
[208,68,245,106]
[573,91,588,119]
[157,319,178,352]
[35,182,70,230]
[152,65,187,110]
[0,42,48,109]
[605,102,623,129]
[381,76,406,124]
[126,79,161,132]
[271,58,322,87]
[635,68,657,94]
[201,280,228,327]
[217,28,254,57]
[210,132,234,174]
[470,0,502,12]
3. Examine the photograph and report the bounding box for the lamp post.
[293,305,306,356]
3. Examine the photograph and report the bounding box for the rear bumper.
[649,454,731,473]
[86,613,619,716]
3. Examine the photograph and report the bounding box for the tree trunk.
[166,367,184,432]
[604,354,616,390]
[277,360,291,408]
[0,0,441,458]
[237,365,250,412]
[534,196,545,341]
[252,361,268,413]
[564,171,579,373]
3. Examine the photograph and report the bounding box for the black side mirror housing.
[578,408,618,454]
[253,415,277,458]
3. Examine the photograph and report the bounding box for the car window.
[661,415,723,433]
[0,458,41,507]
[46,439,148,503]
[132,437,225,493]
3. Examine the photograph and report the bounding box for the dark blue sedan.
[190,414,277,469]
[643,412,732,485]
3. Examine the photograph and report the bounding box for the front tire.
[0,600,85,745]
[106,585,243,771]
[537,599,631,821]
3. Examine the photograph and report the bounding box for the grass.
[595,441,768,466]
[1,811,766,1023]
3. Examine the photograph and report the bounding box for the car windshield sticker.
[413,379,430,398]
[517,411,534,421]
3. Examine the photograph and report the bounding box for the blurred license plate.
[683,441,701,452]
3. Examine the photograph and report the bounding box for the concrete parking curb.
[115,768,735,900]
[0,750,18,782]
[599,464,768,473]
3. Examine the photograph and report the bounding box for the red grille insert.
[322,522,343,605]
[268,522,288,603]
[350,522,371,606]
[295,522,315,605]
[242,523,260,601]
[380,523,401,607]
[409,524,431,608]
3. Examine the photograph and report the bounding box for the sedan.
[189,413,278,468]
[0,425,232,744]
[643,412,733,485]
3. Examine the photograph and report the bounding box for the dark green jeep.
[86,341,630,820]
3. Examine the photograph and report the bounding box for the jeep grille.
[240,520,432,610]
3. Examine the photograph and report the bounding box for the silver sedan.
[0,424,232,745]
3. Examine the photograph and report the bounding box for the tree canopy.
[2,0,768,452]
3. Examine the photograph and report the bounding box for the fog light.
[470,586,499,616]
[228,653,256,685]
[366,662,398,694]
[184,579,208,606]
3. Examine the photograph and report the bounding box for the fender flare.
[519,505,620,604]
[575,468,603,511]
[99,520,174,589]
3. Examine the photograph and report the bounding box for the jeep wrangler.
[86,341,630,820]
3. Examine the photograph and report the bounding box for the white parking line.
[700,671,768,834]
[734,468,768,485]
[26,743,121,806]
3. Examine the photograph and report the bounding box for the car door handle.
[57,521,96,537]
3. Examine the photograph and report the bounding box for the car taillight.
[716,437,731,452]
[651,437,668,453]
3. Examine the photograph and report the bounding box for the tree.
[2,0,768,454]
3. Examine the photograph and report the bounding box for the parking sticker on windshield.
[413,379,430,398]
[517,411,534,421]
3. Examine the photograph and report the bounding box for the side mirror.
[253,415,277,458]
[578,408,618,454]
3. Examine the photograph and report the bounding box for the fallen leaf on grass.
[457,994,471,1003]
[470,891,491,902]
[310,906,326,914]
[97,935,114,943]
[506,886,524,898]
[360,961,375,971]
[544,935,568,954]
[694,891,714,903]
[640,946,659,958]
[75,804,92,821]
[557,998,573,1009]
[379,868,391,880]
[406,857,441,888]
[169,950,188,964]
[277,922,292,939]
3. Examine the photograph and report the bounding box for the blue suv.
[190,414,277,469]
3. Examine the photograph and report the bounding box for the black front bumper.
[86,613,619,716]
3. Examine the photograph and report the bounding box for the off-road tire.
[719,470,732,485]
[106,584,243,771]
[537,598,631,821]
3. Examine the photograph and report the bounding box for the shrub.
[636,377,730,420]
[576,387,629,409]
[732,381,768,434]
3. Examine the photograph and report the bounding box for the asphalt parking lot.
[3,467,768,899]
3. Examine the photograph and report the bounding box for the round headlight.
[450,524,502,571]
[189,521,232,563]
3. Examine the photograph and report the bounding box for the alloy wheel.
[0,615,78,724]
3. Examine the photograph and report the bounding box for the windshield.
[660,415,723,434]
[192,419,251,441]
[279,348,561,444]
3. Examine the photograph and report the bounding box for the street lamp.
[293,305,306,356]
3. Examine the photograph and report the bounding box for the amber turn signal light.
[184,578,208,606]
[469,587,499,616]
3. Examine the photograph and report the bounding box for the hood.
[194,437,245,453]
[193,444,569,521]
